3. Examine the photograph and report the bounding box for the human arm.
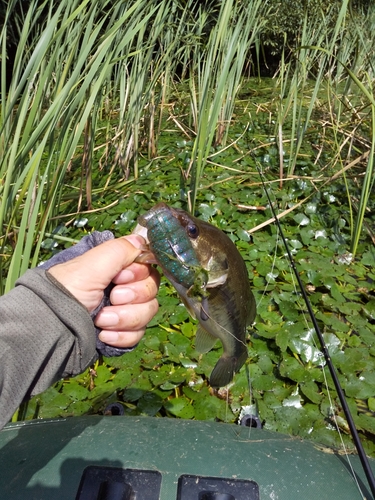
[0,234,159,428]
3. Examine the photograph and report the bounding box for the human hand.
[48,235,160,348]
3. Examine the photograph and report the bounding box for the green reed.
[1,0,374,298]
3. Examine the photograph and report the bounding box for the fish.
[133,202,256,387]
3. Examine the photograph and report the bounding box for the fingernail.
[112,287,136,303]
[119,270,135,283]
[99,331,119,343]
[124,234,145,248]
[95,311,119,327]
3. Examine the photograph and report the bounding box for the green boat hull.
[0,415,372,499]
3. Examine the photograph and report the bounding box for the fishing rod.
[256,163,375,500]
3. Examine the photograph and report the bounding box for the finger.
[98,329,146,348]
[110,268,160,305]
[95,299,159,331]
[122,234,146,248]
[112,261,153,285]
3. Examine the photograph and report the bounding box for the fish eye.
[187,224,199,239]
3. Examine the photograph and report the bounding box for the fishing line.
[244,364,255,439]
[199,303,249,350]
[200,297,259,440]
[256,222,280,311]
[199,291,257,432]
[255,160,375,500]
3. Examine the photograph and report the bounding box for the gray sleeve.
[0,268,98,428]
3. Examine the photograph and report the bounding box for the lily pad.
[164,396,195,418]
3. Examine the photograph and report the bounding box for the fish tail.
[209,351,248,388]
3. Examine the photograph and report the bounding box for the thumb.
[47,235,146,310]
[75,235,144,287]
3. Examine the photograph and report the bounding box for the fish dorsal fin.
[195,326,218,353]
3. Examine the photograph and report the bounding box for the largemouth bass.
[134,202,256,387]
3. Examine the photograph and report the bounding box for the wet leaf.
[143,335,162,351]
[198,203,217,220]
[368,398,375,412]
[279,357,312,383]
[41,238,59,250]
[64,380,90,401]
[252,374,275,391]
[137,393,163,416]
[300,381,322,404]
[276,329,289,352]
[361,251,375,266]
[293,213,310,226]
[180,357,198,369]
[94,365,114,385]
[237,228,251,241]
[164,396,195,418]
[289,339,322,364]
[74,217,88,227]
[168,331,191,350]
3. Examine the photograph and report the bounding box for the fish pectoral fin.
[195,326,218,353]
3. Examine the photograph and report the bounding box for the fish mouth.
[132,223,159,264]
[132,222,149,243]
